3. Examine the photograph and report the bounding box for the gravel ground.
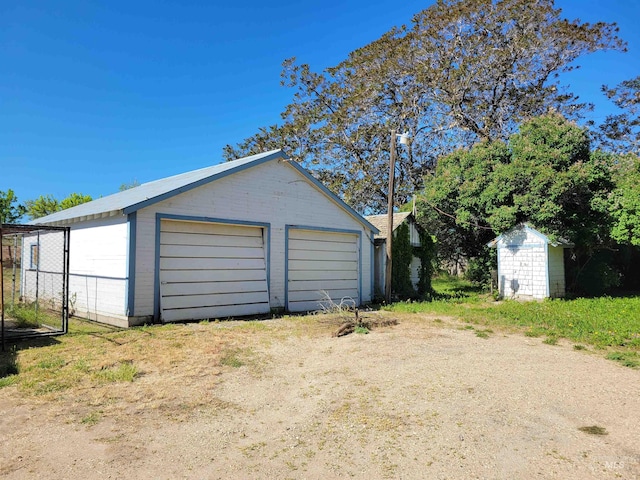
[1,315,639,479]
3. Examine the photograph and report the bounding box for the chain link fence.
[1,224,70,348]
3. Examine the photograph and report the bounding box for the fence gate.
[1,224,70,348]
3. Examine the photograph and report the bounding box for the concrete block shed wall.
[131,159,374,318]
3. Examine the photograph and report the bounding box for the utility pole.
[385,130,397,304]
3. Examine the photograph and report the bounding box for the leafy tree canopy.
[417,113,614,262]
[25,195,59,219]
[26,193,92,219]
[608,154,640,246]
[119,179,141,191]
[225,0,624,212]
[0,189,26,224]
[59,193,92,211]
[598,75,640,154]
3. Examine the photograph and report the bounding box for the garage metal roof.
[31,149,378,233]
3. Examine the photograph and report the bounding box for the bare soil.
[1,313,639,479]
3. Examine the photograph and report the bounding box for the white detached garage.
[32,150,377,327]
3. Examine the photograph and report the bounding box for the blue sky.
[2,0,639,207]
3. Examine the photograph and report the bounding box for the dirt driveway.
[1,314,639,479]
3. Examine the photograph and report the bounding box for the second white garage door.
[159,219,270,322]
[287,228,359,312]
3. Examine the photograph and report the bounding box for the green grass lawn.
[386,276,640,367]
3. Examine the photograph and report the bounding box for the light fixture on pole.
[385,131,410,304]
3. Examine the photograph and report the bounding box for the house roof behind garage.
[32,149,378,233]
[365,212,412,240]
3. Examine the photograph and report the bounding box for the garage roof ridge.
[30,149,378,233]
[30,150,285,225]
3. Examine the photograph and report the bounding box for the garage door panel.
[288,260,357,272]
[288,288,359,303]
[159,220,269,322]
[288,238,357,253]
[161,268,267,284]
[288,279,358,292]
[162,280,268,296]
[290,229,355,243]
[161,303,269,322]
[161,221,262,237]
[160,244,265,259]
[288,269,358,281]
[161,232,263,248]
[160,257,265,271]
[287,229,359,312]
[161,291,269,310]
[288,299,356,312]
[287,249,356,262]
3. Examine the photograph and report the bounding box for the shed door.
[159,220,269,322]
[287,229,359,312]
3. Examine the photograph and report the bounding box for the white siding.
[21,230,66,309]
[548,246,566,298]
[133,160,374,317]
[68,217,128,320]
[408,221,422,247]
[20,222,127,323]
[497,227,548,300]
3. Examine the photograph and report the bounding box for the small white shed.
[365,212,425,297]
[28,150,378,327]
[487,224,573,300]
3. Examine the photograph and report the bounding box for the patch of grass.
[234,321,270,332]
[35,355,66,370]
[606,351,639,368]
[386,280,640,352]
[4,303,44,328]
[94,361,138,383]
[525,327,545,338]
[0,375,18,388]
[80,411,102,426]
[475,329,491,339]
[578,425,608,435]
[573,344,586,351]
[354,325,370,334]
[543,336,558,345]
[74,359,91,373]
[220,350,245,368]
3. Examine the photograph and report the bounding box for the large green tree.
[608,154,640,246]
[26,193,92,219]
[417,113,613,265]
[0,189,26,224]
[598,75,640,154]
[226,0,624,212]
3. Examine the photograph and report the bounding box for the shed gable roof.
[487,223,574,248]
[365,212,413,240]
[32,149,378,233]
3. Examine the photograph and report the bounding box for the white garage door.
[287,229,359,312]
[159,220,270,322]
